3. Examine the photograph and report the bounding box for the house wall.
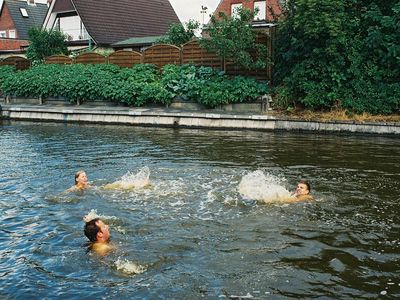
[213,0,282,22]
[0,4,18,38]
[0,38,28,53]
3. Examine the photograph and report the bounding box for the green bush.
[26,27,69,64]
[274,0,400,114]
[0,66,14,81]
[0,63,268,107]
[161,64,268,108]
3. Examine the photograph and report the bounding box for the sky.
[169,0,220,24]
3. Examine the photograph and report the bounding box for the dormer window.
[20,8,29,17]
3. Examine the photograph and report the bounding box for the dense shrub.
[0,63,268,108]
[274,0,400,114]
[0,65,14,81]
[1,64,65,98]
[26,27,69,64]
[162,64,269,108]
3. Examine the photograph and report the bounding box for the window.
[8,30,16,38]
[0,31,6,38]
[231,3,243,18]
[53,15,89,41]
[20,8,29,17]
[254,1,266,20]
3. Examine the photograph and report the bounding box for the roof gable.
[52,0,74,13]
[5,0,48,40]
[69,0,180,46]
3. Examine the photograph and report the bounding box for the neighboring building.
[43,0,180,50]
[112,35,166,52]
[0,0,49,55]
[212,0,284,26]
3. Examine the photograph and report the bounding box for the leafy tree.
[274,0,400,114]
[26,27,69,64]
[201,7,268,70]
[157,20,200,46]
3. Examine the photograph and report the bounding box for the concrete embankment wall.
[1,104,399,135]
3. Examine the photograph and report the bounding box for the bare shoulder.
[92,242,115,256]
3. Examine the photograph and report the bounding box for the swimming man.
[289,179,313,202]
[84,217,114,256]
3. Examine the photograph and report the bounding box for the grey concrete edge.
[1,104,399,135]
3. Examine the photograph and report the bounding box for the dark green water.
[0,121,399,299]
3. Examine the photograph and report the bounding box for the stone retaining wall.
[2,96,273,113]
[1,104,399,135]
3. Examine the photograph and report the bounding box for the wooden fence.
[3,32,274,80]
[0,56,31,70]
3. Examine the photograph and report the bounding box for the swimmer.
[67,170,90,192]
[288,179,313,202]
[84,217,114,256]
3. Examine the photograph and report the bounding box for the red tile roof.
[70,0,180,46]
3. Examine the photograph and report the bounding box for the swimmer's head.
[75,170,88,186]
[84,218,110,243]
[295,179,311,196]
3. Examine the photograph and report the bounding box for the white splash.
[83,209,99,223]
[115,258,147,275]
[238,170,291,203]
[104,167,150,190]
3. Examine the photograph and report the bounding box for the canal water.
[0,121,399,299]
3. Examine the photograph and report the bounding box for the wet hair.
[299,179,311,193]
[84,218,100,242]
[75,170,85,185]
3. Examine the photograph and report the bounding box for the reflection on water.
[0,121,399,299]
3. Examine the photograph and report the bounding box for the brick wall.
[0,4,18,38]
[213,0,282,22]
[0,39,28,51]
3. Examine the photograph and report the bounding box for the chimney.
[27,0,36,6]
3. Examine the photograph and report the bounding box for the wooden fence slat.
[108,50,142,67]
[45,55,73,65]
[1,56,31,70]
[75,52,107,65]
[143,44,181,68]
[182,40,223,69]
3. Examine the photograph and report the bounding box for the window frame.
[254,1,266,20]
[8,30,16,38]
[20,8,29,17]
[231,3,243,18]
